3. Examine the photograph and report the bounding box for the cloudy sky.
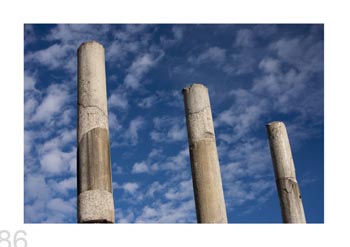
[24,24,323,223]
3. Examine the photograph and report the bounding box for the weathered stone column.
[182,83,228,223]
[77,41,114,223]
[266,121,306,223]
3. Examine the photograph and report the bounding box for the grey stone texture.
[78,41,109,143]
[183,83,228,223]
[266,121,306,223]
[77,41,115,223]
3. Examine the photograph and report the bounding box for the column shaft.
[183,84,228,223]
[266,121,306,223]
[77,41,115,223]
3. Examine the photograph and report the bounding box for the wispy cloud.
[25,43,74,71]
[150,115,187,143]
[108,112,122,131]
[135,199,195,223]
[30,84,70,124]
[108,89,129,110]
[121,182,140,194]
[160,25,184,47]
[124,116,145,145]
[132,161,149,174]
[24,24,36,46]
[137,95,158,108]
[39,147,76,175]
[24,70,38,92]
[270,27,323,73]
[188,46,226,65]
[124,52,163,89]
[258,57,281,73]
[235,28,255,48]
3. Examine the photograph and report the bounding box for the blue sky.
[24,24,323,223]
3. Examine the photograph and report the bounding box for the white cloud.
[226,138,271,176]
[172,26,184,42]
[49,177,76,195]
[215,88,269,141]
[47,198,75,214]
[253,24,277,38]
[150,116,186,143]
[221,162,245,181]
[161,148,189,171]
[39,128,75,153]
[252,68,307,113]
[270,30,323,73]
[235,29,255,47]
[148,148,162,159]
[106,40,140,62]
[137,95,157,108]
[167,123,187,142]
[24,200,47,223]
[135,199,195,223]
[24,97,38,117]
[40,148,75,175]
[24,130,34,156]
[108,90,128,109]
[160,25,184,47]
[106,41,124,61]
[40,149,65,174]
[31,84,70,123]
[115,165,123,174]
[132,161,149,174]
[24,24,36,45]
[145,181,167,198]
[125,24,149,34]
[189,46,226,65]
[24,174,51,202]
[259,57,280,73]
[46,24,110,46]
[60,128,76,144]
[24,70,37,91]
[223,54,255,75]
[108,112,122,131]
[223,179,275,208]
[122,182,139,194]
[59,108,74,126]
[124,53,160,89]
[124,117,145,145]
[25,43,74,71]
[115,209,135,223]
[164,179,193,201]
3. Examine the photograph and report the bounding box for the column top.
[266,121,285,127]
[78,40,104,52]
[182,83,208,94]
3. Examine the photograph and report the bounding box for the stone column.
[77,41,114,223]
[266,121,306,223]
[182,83,228,223]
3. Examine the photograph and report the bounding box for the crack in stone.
[188,105,211,115]
[277,177,297,183]
[78,103,107,117]
[190,137,216,148]
[277,177,297,194]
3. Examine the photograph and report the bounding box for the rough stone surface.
[266,121,306,223]
[77,41,114,223]
[183,83,228,223]
[78,190,114,223]
[78,41,109,143]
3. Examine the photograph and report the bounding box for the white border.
[1,0,349,246]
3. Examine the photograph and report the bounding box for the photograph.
[24,24,324,224]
